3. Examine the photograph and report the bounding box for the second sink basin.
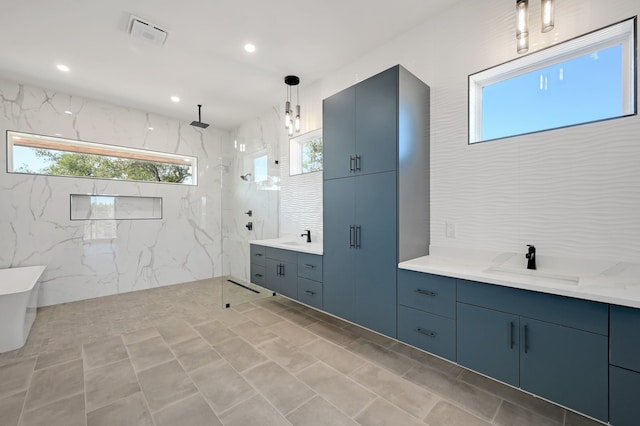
[484,266,580,286]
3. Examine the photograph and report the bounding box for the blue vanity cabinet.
[250,244,267,288]
[609,305,640,425]
[297,253,323,310]
[457,280,609,422]
[397,270,457,361]
[264,248,297,298]
[323,65,430,338]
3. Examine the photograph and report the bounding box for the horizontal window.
[469,17,636,143]
[7,131,197,185]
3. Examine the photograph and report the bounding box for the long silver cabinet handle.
[414,289,437,297]
[349,225,355,248]
[349,156,355,172]
[415,328,436,338]
[355,225,361,248]
[355,155,361,171]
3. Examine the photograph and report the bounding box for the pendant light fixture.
[515,0,555,54]
[284,75,301,135]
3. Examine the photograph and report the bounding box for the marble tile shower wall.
[0,78,227,306]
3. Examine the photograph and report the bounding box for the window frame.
[469,17,637,144]
[7,130,198,185]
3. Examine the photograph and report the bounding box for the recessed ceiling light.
[148,127,154,131]
[64,110,72,115]
[244,43,256,53]
[170,96,180,103]
[56,64,70,72]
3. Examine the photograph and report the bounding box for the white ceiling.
[0,0,456,130]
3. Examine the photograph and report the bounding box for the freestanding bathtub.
[0,265,46,353]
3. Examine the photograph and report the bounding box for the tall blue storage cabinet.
[323,65,430,337]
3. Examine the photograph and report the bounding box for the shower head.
[240,173,252,181]
[190,104,210,129]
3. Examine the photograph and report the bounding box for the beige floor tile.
[277,307,319,327]
[153,393,222,426]
[219,393,291,426]
[259,338,317,373]
[210,308,251,328]
[137,359,197,412]
[231,320,279,345]
[87,392,154,426]
[194,320,237,345]
[269,320,318,347]
[157,319,200,346]
[212,336,268,372]
[425,400,491,426]
[126,335,175,371]
[355,397,425,426]
[21,393,85,426]
[34,345,81,370]
[388,341,462,377]
[494,400,562,426]
[252,298,291,313]
[350,363,437,419]
[189,360,256,413]
[296,362,376,416]
[459,369,565,423]
[23,359,84,412]
[0,357,36,399]
[565,409,604,426]
[171,336,221,371]
[0,391,26,426]
[346,338,414,375]
[243,361,316,414]
[243,307,285,326]
[122,327,160,345]
[83,336,128,369]
[301,339,365,374]
[405,364,501,420]
[85,358,140,412]
[287,395,358,426]
[306,321,359,347]
[341,323,396,348]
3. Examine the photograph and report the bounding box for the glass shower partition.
[220,132,279,308]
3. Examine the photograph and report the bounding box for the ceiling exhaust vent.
[129,16,168,47]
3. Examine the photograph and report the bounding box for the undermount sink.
[483,265,580,286]
[279,240,305,246]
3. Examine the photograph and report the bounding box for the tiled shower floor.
[0,279,601,425]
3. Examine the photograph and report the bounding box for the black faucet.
[301,230,311,243]
[526,245,536,270]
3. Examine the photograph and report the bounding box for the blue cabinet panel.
[250,264,266,288]
[278,261,298,299]
[610,365,640,426]
[354,171,397,337]
[355,67,398,175]
[457,302,519,386]
[266,247,298,264]
[323,86,355,180]
[520,318,608,421]
[398,270,456,319]
[457,279,608,335]
[250,244,266,267]
[610,304,640,372]
[298,278,323,310]
[265,259,280,293]
[323,177,357,322]
[297,253,323,282]
[398,305,455,361]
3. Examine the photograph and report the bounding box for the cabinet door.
[355,67,398,175]
[457,303,519,386]
[354,171,397,337]
[323,177,356,322]
[610,304,640,372]
[323,86,355,180]
[265,259,280,293]
[610,365,640,426]
[520,318,608,422]
[278,261,298,299]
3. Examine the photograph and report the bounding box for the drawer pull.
[524,325,529,353]
[415,328,436,338]
[255,253,263,257]
[509,321,514,349]
[304,264,315,269]
[255,273,263,278]
[304,290,316,296]
[415,289,437,297]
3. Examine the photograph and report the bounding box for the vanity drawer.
[266,247,298,264]
[398,270,456,319]
[398,305,456,361]
[250,244,266,267]
[250,263,266,287]
[457,279,608,335]
[610,304,640,372]
[298,278,323,310]
[298,253,323,282]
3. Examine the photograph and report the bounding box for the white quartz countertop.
[250,237,323,255]
[398,247,640,309]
